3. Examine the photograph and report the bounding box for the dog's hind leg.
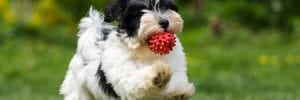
[163,71,195,100]
[60,71,94,100]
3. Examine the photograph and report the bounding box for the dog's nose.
[159,19,169,29]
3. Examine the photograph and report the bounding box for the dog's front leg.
[150,61,172,89]
[60,71,94,100]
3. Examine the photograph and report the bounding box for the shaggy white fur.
[60,7,195,100]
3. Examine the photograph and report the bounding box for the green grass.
[0,37,74,100]
[181,28,300,100]
[0,27,300,100]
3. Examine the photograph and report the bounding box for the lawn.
[182,28,300,100]
[0,27,300,100]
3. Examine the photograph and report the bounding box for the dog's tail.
[76,7,112,62]
[78,7,109,37]
[60,7,111,98]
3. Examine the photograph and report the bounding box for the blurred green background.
[1,0,300,100]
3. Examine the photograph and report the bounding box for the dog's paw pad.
[152,61,171,88]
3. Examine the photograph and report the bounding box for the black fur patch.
[96,63,119,98]
[104,0,128,22]
[104,0,179,37]
[119,4,146,37]
[149,0,155,10]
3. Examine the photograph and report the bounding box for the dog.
[60,0,195,99]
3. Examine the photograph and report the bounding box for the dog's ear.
[104,0,128,22]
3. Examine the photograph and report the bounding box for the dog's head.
[104,0,183,46]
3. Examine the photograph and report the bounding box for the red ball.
[147,32,176,55]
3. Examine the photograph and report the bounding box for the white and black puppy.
[60,0,195,100]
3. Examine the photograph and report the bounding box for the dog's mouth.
[146,31,175,40]
[144,30,175,41]
[146,31,176,44]
[154,31,174,35]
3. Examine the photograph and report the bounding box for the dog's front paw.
[152,61,172,88]
[165,83,195,100]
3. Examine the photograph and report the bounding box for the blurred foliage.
[0,0,300,100]
[217,0,300,33]
[181,0,300,34]
[1,0,300,38]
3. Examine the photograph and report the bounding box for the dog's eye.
[159,0,179,12]
[166,3,179,12]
